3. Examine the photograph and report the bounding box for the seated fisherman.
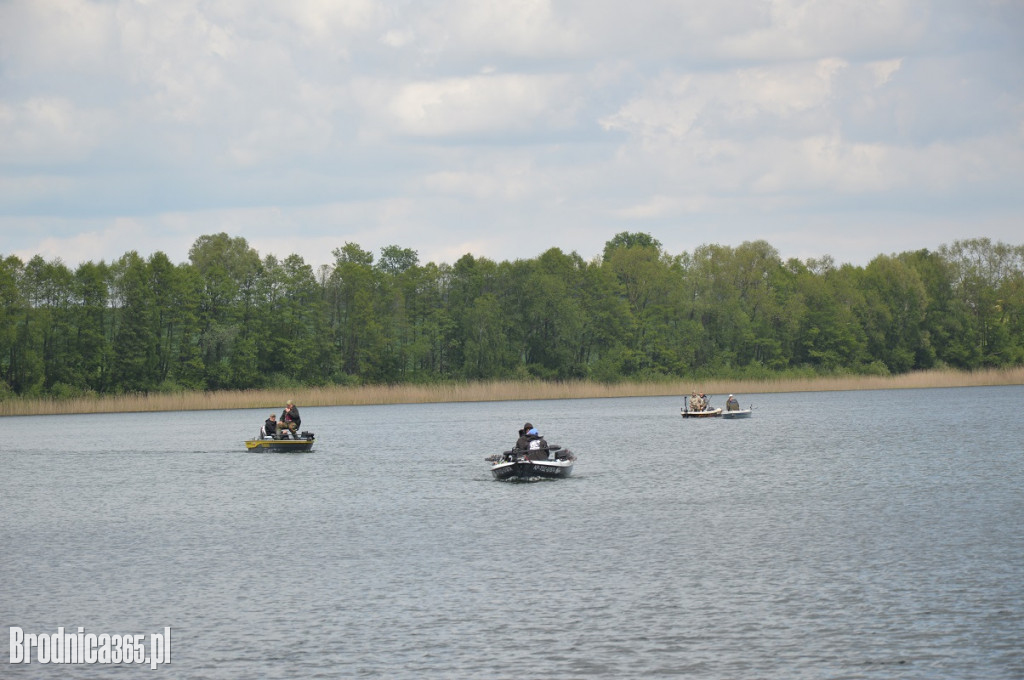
[263,413,279,438]
[514,422,548,456]
[515,422,534,451]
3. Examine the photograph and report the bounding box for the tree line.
[1,232,1022,399]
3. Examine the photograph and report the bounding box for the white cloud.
[748,135,892,194]
[595,55,992,202]
[868,59,903,87]
[719,0,928,59]
[0,0,118,75]
[600,59,855,143]
[0,98,112,164]
[10,218,155,266]
[0,0,1022,270]
[281,0,380,38]
[380,28,415,49]
[365,73,580,138]
[411,0,584,59]
[421,166,534,201]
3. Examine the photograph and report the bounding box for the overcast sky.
[1,0,1021,270]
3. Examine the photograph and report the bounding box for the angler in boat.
[721,394,753,419]
[681,391,722,417]
[246,405,315,452]
[486,422,576,481]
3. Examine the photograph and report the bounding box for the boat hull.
[680,407,722,418]
[490,458,574,481]
[721,409,753,419]
[245,436,315,452]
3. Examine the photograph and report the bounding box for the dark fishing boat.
[245,431,316,452]
[486,446,576,481]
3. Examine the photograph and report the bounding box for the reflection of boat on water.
[681,407,722,418]
[245,431,316,452]
[486,446,576,481]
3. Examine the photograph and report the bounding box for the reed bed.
[2,367,1022,417]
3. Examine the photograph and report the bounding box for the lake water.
[2,385,1023,679]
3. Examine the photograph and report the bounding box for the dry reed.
[2,366,1022,417]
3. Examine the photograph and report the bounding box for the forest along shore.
[2,367,1022,417]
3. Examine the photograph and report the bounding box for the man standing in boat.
[726,394,740,411]
[280,400,301,436]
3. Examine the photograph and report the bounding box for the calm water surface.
[2,386,1023,679]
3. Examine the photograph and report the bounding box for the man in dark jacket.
[515,423,548,458]
[263,413,279,438]
[515,422,535,451]
[281,400,301,435]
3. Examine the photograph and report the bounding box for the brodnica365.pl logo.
[9,626,171,670]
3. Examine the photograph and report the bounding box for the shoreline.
[2,367,1022,417]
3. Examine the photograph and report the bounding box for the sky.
[1,0,1022,271]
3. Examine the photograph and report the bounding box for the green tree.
[940,238,1024,366]
[685,244,753,371]
[171,264,208,390]
[147,252,182,388]
[378,245,419,276]
[371,246,422,382]
[460,292,513,379]
[897,249,956,368]
[327,242,384,380]
[188,233,263,388]
[0,256,35,395]
[72,261,111,393]
[784,258,868,371]
[2,232,1022,399]
[603,235,683,375]
[578,257,632,381]
[109,252,159,391]
[603,232,663,262]
[19,256,73,395]
[859,255,929,373]
[728,241,788,369]
[514,249,588,378]
[446,254,519,379]
[258,254,324,385]
[0,256,22,396]
[402,261,456,379]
